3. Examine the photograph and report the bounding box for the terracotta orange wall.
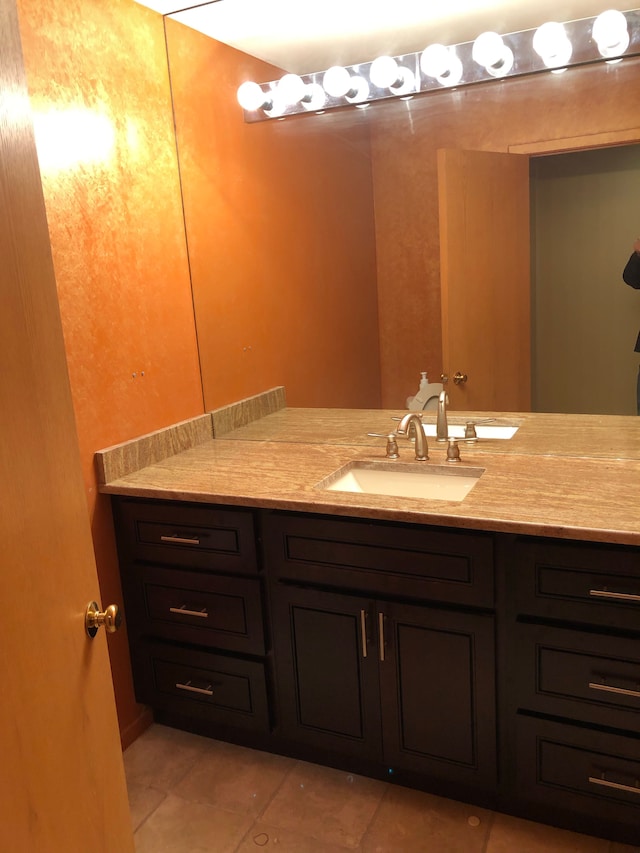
[16,0,204,746]
[165,21,381,410]
[371,59,640,407]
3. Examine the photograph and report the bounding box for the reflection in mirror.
[163,9,640,416]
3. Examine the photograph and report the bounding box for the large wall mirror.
[159,1,640,416]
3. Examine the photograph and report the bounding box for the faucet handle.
[367,432,400,459]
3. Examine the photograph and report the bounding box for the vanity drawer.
[133,641,269,732]
[125,565,265,655]
[514,622,640,730]
[512,538,640,630]
[113,498,257,574]
[263,511,494,607]
[515,715,640,844]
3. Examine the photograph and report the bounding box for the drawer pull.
[169,605,209,619]
[589,589,640,603]
[588,681,640,700]
[160,534,201,546]
[588,775,640,796]
[360,609,368,659]
[378,612,386,663]
[175,680,213,696]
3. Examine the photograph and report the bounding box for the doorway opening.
[530,143,640,415]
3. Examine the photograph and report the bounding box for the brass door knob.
[453,371,468,385]
[85,601,122,638]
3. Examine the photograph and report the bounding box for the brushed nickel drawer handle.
[589,589,640,603]
[588,775,640,796]
[160,534,201,545]
[378,612,386,663]
[175,680,213,696]
[588,681,640,699]
[169,605,209,618]
[360,609,368,659]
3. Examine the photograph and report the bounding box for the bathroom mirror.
[163,3,640,417]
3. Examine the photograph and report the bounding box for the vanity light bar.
[237,9,640,122]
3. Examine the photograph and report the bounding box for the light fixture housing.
[238,9,640,122]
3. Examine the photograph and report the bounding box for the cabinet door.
[379,601,496,790]
[271,585,382,761]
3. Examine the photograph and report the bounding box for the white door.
[0,2,135,849]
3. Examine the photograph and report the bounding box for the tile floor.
[124,725,638,853]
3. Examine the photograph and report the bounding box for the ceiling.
[134,1,634,74]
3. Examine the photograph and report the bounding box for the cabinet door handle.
[588,775,640,796]
[169,605,209,618]
[589,589,640,603]
[360,609,368,659]
[378,612,386,662]
[160,534,201,546]
[175,680,213,696]
[588,681,640,699]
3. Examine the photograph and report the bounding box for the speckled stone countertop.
[97,402,640,546]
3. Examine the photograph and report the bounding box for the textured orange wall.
[165,21,381,410]
[16,0,204,745]
[371,59,640,407]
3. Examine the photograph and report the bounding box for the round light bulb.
[263,86,286,118]
[323,66,352,97]
[393,66,416,96]
[370,55,400,89]
[421,44,450,78]
[421,44,463,87]
[532,22,572,68]
[345,76,370,104]
[472,31,505,68]
[278,73,306,105]
[237,81,269,111]
[302,83,327,111]
[472,32,513,77]
[593,9,629,57]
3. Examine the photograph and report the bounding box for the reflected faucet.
[397,413,429,461]
[436,389,449,442]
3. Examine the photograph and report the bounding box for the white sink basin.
[421,423,519,440]
[317,461,484,502]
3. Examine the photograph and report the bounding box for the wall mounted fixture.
[237,8,640,121]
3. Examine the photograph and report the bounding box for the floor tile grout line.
[480,809,497,853]
[231,757,304,853]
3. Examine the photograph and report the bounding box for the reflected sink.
[317,461,484,502]
[421,423,519,439]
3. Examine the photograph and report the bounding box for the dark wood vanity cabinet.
[264,512,497,795]
[506,537,640,844]
[111,496,640,844]
[112,498,270,734]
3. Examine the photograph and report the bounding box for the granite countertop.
[97,399,640,547]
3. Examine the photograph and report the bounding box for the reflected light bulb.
[302,83,327,111]
[593,9,629,58]
[345,76,370,104]
[278,73,306,105]
[370,55,401,88]
[532,21,573,69]
[420,44,463,87]
[323,66,352,97]
[472,31,513,77]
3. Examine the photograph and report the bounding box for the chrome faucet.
[436,389,449,442]
[397,413,429,461]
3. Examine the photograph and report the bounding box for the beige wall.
[531,145,640,415]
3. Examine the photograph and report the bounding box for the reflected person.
[622,237,640,414]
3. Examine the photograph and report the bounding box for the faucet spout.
[436,389,449,442]
[397,413,429,461]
